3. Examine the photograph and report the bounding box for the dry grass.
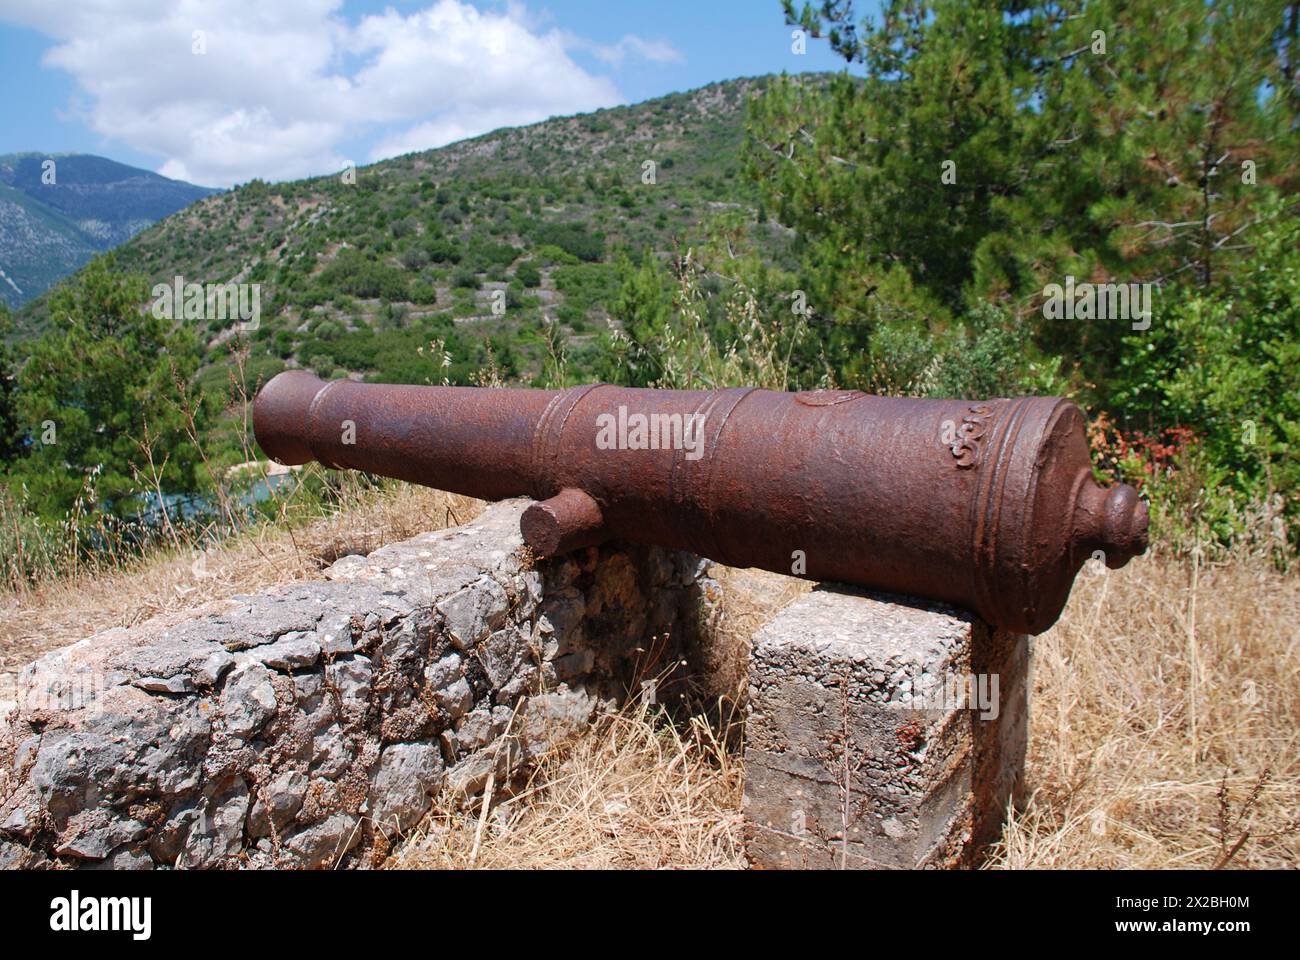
[696,564,813,700]
[988,550,1300,869]
[391,701,746,870]
[391,546,1298,871]
[386,572,798,871]
[0,481,482,700]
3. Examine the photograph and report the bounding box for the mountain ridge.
[0,153,218,307]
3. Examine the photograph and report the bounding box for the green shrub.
[425,237,462,263]
[552,263,619,313]
[312,318,343,341]
[451,266,480,290]
[410,283,439,305]
[514,261,542,288]
[534,244,580,267]
[319,251,408,301]
[534,223,604,262]
[465,238,521,272]
[1108,205,1300,550]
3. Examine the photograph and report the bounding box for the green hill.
[15,77,789,390]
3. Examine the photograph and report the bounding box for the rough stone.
[423,654,462,690]
[248,768,308,837]
[177,777,250,868]
[437,578,509,650]
[433,678,473,723]
[369,741,444,837]
[254,632,322,672]
[283,813,361,868]
[515,689,598,760]
[221,663,278,739]
[743,585,1029,869]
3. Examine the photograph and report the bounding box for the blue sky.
[0,0,866,187]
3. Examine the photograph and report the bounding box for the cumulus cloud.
[0,0,652,186]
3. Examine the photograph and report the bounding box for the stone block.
[743,585,1029,869]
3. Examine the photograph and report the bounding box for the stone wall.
[0,500,712,869]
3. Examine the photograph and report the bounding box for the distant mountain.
[0,154,217,307]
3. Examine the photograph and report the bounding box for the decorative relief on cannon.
[947,404,995,469]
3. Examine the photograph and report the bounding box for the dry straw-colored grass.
[988,550,1299,869]
[0,481,482,699]
[392,702,746,870]
[390,545,1298,870]
[387,564,806,869]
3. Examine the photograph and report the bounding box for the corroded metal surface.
[254,371,1148,634]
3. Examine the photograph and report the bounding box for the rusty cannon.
[253,371,1148,634]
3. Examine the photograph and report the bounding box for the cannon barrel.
[253,371,1147,634]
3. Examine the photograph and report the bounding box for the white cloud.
[0,0,639,186]
[347,2,621,159]
[590,34,684,67]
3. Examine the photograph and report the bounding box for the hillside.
[16,77,789,392]
[0,153,217,307]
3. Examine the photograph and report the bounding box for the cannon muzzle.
[253,371,1147,634]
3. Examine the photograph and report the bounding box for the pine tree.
[608,251,674,387]
[13,256,207,518]
[751,0,1040,319]
[752,0,1300,396]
